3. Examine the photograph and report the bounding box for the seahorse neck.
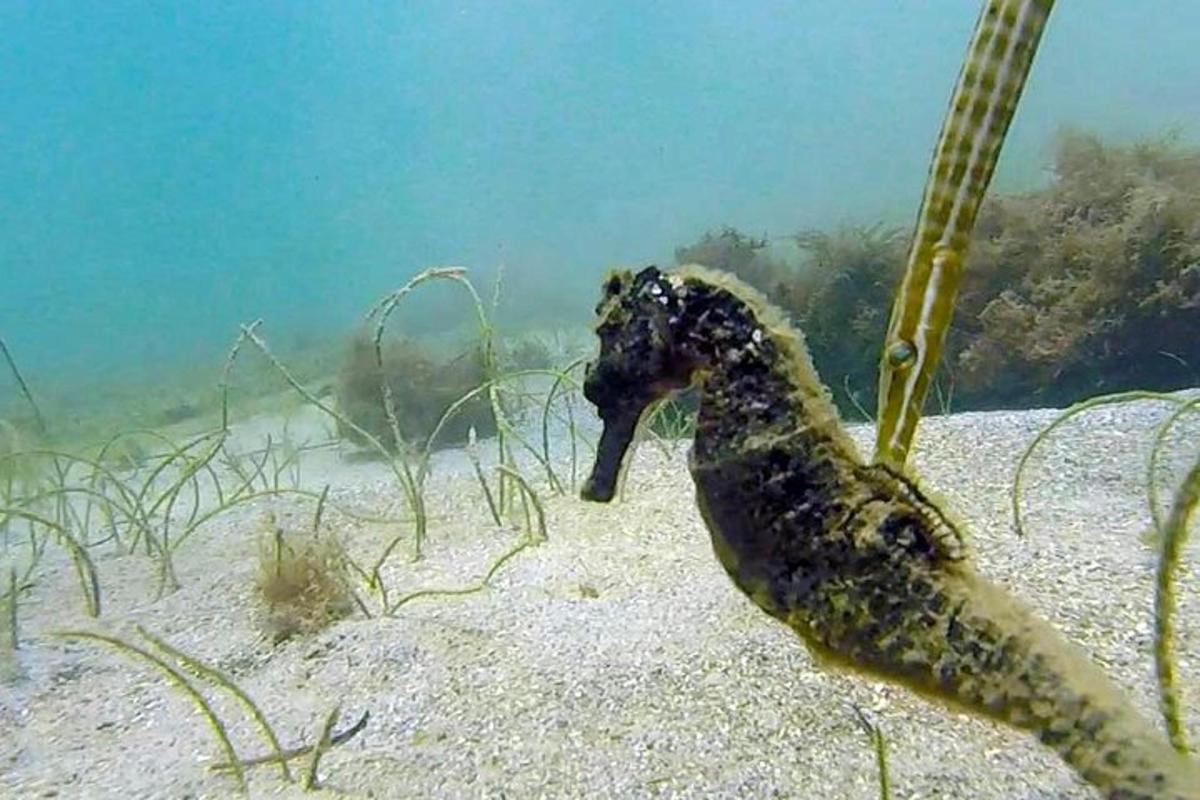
[672,267,856,461]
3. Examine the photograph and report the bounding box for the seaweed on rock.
[676,132,1200,415]
[958,131,1200,407]
[675,224,909,412]
[334,333,496,452]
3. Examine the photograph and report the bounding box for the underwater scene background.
[2,2,1200,798]
[3,0,1200,421]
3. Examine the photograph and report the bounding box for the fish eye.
[886,339,917,369]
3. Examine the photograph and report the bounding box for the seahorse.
[580,264,1200,799]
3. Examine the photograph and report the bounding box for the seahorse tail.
[939,575,1200,799]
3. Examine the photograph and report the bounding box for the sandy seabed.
[2,395,1198,799]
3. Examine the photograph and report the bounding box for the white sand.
[2,395,1198,799]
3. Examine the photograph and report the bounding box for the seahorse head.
[581,266,693,502]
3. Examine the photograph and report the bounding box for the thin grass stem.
[54,630,248,795]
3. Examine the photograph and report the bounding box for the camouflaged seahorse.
[580,265,1200,800]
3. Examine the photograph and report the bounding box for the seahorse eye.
[886,339,917,369]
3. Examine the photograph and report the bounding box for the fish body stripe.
[875,0,1054,469]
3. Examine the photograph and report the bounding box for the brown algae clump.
[580,265,1200,799]
[255,513,355,643]
[334,332,495,452]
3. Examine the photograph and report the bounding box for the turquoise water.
[4,7,1200,797]
[2,1,1199,394]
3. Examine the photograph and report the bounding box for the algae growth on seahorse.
[580,265,1200,800]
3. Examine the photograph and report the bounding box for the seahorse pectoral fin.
[582,411,638,503]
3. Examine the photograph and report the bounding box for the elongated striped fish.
[874,0,1055,470]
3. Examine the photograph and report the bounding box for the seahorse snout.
[581,411,638,503]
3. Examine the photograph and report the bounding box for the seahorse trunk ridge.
[582,264,1200,799]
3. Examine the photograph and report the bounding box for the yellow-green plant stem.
[1010,387,1200,756]
[875,0,1055,470]
[137,625,292,782]
[312,484,330,533]
[386,526,539,615]
[1011,390,1186,538]
[1147,394,1200,534]
[366,267,518,532]
[235,324,427,593]
[5,566,18,651]
[54,630,249,795]
[211,711,370,774]
[421,367,588,497]
[304,704,341,790]
[540,360,588,493]
[1153,448,1200,754]
[497,464,547,543]
[466,427,502,526]
[0,335,48,435]
[0,507,99,616]
[220,320,261,432]
[852,705,892,800]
